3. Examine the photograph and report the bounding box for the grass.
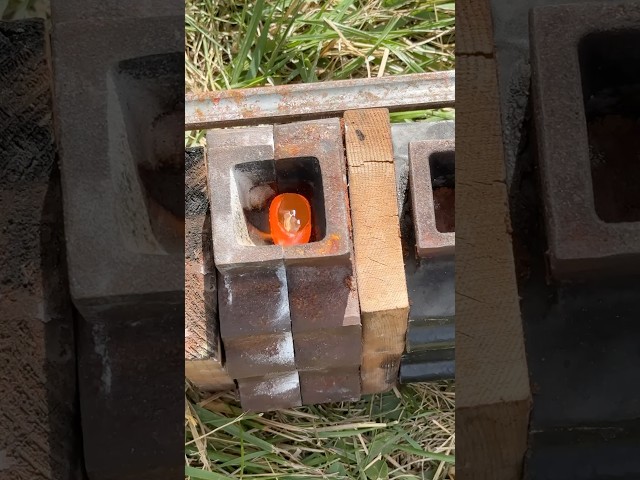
[185,0,455,146]
[186,381,455,480]
[185,0,454,91]
[0,0,49,20]
[187,1,456,478]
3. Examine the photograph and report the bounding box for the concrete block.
[223,332,296,379]
[409,140,455,258]
[530,2,640,279]
[294,326,362,370]
[237,371,302,411]
[299,368,361,405]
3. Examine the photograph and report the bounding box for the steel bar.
[185,71,455,130]
[406,317,455,353]
[399,349,454,383]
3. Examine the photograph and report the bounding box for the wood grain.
[0,19,81,479]
[184,147,233,391]
[344,108,409,394]
[456,1,532,477]
[457,0,495,55]
[186,359,235,392]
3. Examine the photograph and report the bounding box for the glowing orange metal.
[269,193,312,246]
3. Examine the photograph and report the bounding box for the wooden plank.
[344,108,409,394]
[0,19,80,479]
[184,147,234,392]
[457,0,495,55]
[186,360,235,392]
[456,1,532,477]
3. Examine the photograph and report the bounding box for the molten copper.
[269,193,312,246]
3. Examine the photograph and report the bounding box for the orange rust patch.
[317,233,341,255]
[278,144,304,158]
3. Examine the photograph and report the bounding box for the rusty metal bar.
[185,71,455,130]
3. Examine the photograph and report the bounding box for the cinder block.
[409,140,455,258]
[299,368,361,405]
[223,332,296,379]
[284,262,360,333]
[237,371,302,411]
[294,326,362,370]
[531,2,640,279]
[207,126,296,386]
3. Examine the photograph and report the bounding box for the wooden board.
[185,147,234,392]
[344,108,409,394]
[457,0,495,55]
[456,2,532,478]
[0,19,81,479]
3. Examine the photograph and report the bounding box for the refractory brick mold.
[206,118,362,409]
[206,126,295,390]
[109,53,185,255]
[409,139,455,258]
[531,2,640,279]
[52,10,184,480]
[237,371,302,411]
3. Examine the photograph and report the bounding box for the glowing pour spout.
[269,193,312,245]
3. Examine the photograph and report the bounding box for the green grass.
[0,0,49,20]
[186,381,455,480]
[186,0,454,91]
[185,1,455,478]
[185,0,455,146]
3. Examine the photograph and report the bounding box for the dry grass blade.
[186,381,455,479]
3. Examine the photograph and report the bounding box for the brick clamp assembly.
[185,71,456,410]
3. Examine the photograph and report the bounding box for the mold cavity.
[109,52,184,254]
[231,157,326,246]
[579,30,640,223]
[429,151,455,233]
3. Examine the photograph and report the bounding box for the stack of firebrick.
[187,118,361,410]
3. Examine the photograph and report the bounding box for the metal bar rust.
[185,70,455,130]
